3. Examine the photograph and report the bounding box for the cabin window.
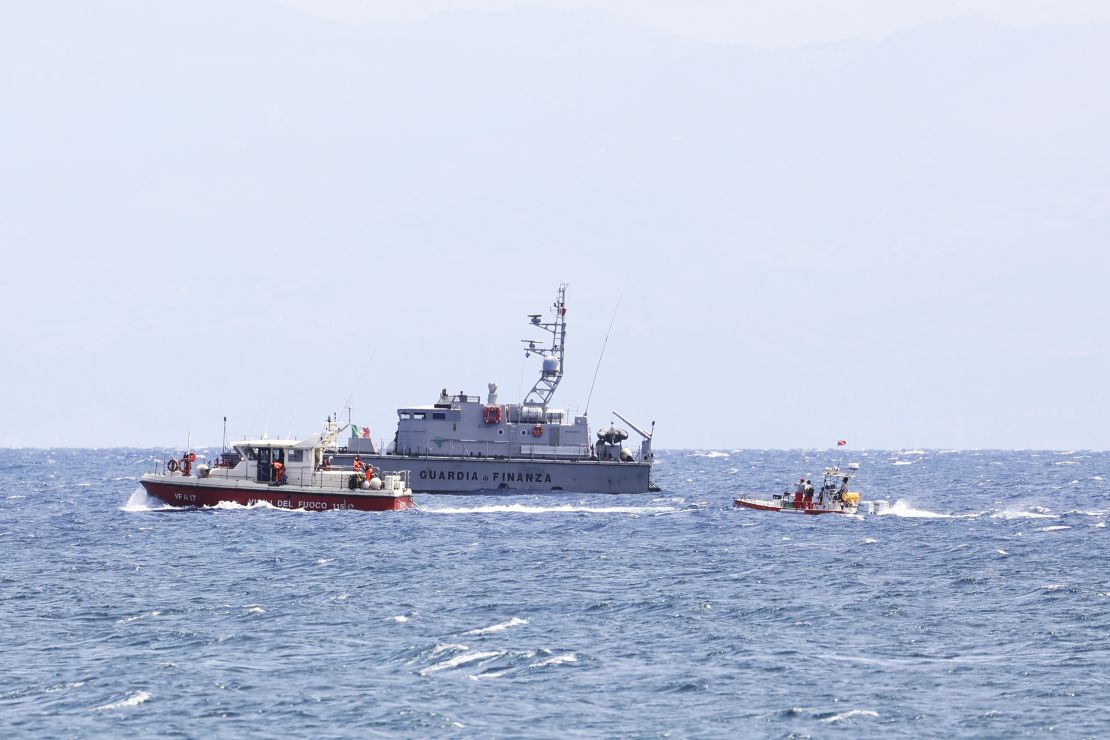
[432,412,446,420]
[247,448,258,460]
[400,412,411,420]
[287,450,304,463]
[412,412,426,420]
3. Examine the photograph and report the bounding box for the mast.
[521,283,568,408]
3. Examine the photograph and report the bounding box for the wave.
[116,610,162,625]
[463,617,528,636]
[822,709,879,723]
[120,489,175,512]
[530,652,577,668]
[419,650,504,676]
[878,501,968,519]
[892,461,914,466]
[93,691,151,711]
[1037,525,1072,532]
[691,451,730,459]
[989,508,1056,520]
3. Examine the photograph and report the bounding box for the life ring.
[531,424,543,438]
[483,405,502,424]
[188,452,197,462]
[167,458,179,473]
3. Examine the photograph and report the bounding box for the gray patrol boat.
[347,284,658,493]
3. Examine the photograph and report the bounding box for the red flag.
[837,439,847,447]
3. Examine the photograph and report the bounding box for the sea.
[1,447,1108,737]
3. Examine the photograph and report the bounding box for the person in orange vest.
[353,455,364,473]
[272,461,285,485]
[793,478,805,509]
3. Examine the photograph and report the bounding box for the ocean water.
[1,448,1108,737]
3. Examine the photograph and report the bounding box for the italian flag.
[351,425,371,438]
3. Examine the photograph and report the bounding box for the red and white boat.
[140,420,413,512]
[734,463,885,515]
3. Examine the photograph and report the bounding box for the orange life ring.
[188,452,197,462]
[531,424,543,438]
[167,458,179,473]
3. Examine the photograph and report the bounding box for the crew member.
[836,475,850,500]
[804,479,814,509]
[794,478,805,509]
[353,455,364,472]
[272,461,285,486]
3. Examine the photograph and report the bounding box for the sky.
[275,0,1110,46]
[1,1,1108,449]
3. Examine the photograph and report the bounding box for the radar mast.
[521,283,568,407]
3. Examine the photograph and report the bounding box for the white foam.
[244,606,266,614]
[822,709,878,723]
[422,503,678,515]
[429,642,469,657]
[93,691,151,711]
[390,615,408,623]
[121,488,175,512]
[990,509,1055,520]
[996,549,1008,555]
[879,501,964,519]
[420,651,503,676]
[861,538,877,544]
[892,461,913,466]
[116,610,162,625]
[45,681,85,694]
[692,451,730,459]
[1037,525,1072,532]
[530,653,578,668]
[1097,522,1107,529]
[315,558,333,565]
[464,617,527,636]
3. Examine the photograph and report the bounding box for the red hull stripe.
[141,481,412,512]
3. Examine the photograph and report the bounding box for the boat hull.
[140,477,412,512]
[335,454,654,494]
[733,497,855,515]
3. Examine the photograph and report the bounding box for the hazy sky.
[277,0,1110,45]
[1,1,1108,449]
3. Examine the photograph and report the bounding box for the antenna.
[222,416,228,452]
[585,293,621,416]
[521,283,568,407]
[341,353,376,419]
